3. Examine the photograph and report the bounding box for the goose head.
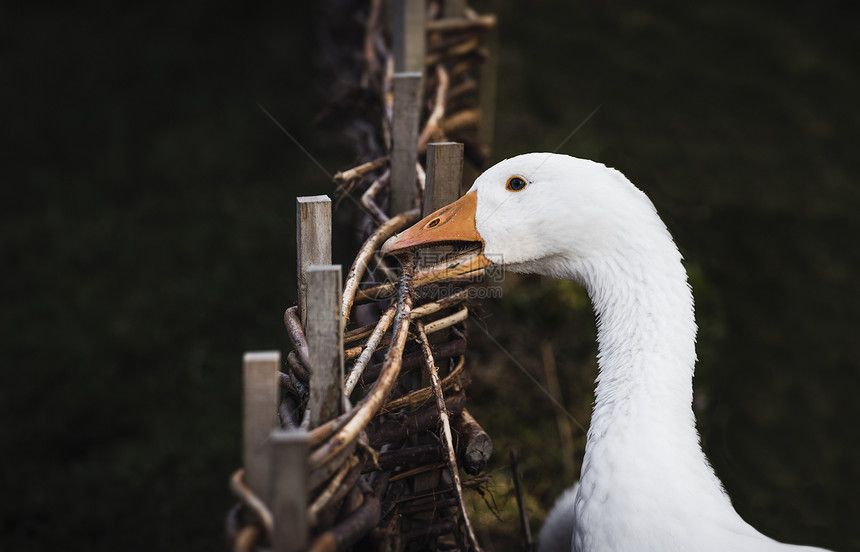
[382,153,668,284]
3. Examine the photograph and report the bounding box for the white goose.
[382,153,831,552]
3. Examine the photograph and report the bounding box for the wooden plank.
[393,0,426,73]
[242,351,281,501]
[270,428,310,552]
[390,73,423,215]
[296,195,332,326]
[423,142,464,217]
[305,264,344,428]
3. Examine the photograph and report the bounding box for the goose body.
[382,153,830,552]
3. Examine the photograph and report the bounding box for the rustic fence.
[226,2,508,550]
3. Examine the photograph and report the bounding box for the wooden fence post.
[424,142,464,217]
[270,428,310,552]
[242,351,280,501]
[393,0,425,74]
[297,196,332,327]
[306,264,344,428]
[390,73,423,216]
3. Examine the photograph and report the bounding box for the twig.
[284,306,312,369]
[455,409,493,475]
[368,392,466,447]
[441,108,481,134]
[426,14,497,32]
[344,306,467,360]
[382,355,465,411]
[418,65,450,150]
[341,209,420,330]
[307,487,381,552]
[414,321,481,552]
[360,336,466,387]
[333,156,390,183]
[344,305,397,396]
[309,455,361,526]
[343,289,469,345]
[510,451,534,552]
[360,169,391,224]
[228,469,274,538]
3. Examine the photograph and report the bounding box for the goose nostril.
[427,218,441,228]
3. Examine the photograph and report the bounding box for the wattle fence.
[224,2,531,551]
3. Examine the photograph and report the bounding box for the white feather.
[468,153,831,552]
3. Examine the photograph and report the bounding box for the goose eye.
[505,176,528,192]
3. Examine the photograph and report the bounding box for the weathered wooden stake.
[306,264,344,429]
[393,0,425,74]
[297,196,332,327]
[242,351,280,502]
[270,428,310,552]
[424,142,464,217]
[390,73,423,216]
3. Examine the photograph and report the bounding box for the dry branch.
[418,65,450,150]
[229,469,274,538]
[333,156,389,183]
[415,321,481,552]
[341,210,420,329]
[455,409,493,475]
[368,391,465,447]
[426,14,497,32]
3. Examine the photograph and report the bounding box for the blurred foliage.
[2,0,858,551]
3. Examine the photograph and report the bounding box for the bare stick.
[368,392,466,447]
[344,305,396,396]
[308,455,360,526]
[343,306,467,360]
[362,0,383,85]
[306,265,344,429]
[243,351,280,502]
[341,208,419,330]
[229,468,274,536]
[390,73,422,215]
[417,66,450,151]
[297,196,332,326]
[383,355,465,411]
[360,337,466,388]
[306,488,381,552]
[510,450,534,551]
[344,288,469,346]
[270,429,310,552]
[360,169,391,224]
[414,321,481,552]
[283,306,311,373]
[455,409,493,475]
[333,156,389,183]
[441,108,481,135]
[426,14,497,33]
[425,36,481,66]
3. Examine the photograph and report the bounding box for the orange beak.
[381,191,493,280]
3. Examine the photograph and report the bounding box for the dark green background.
[2,1,857,550]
